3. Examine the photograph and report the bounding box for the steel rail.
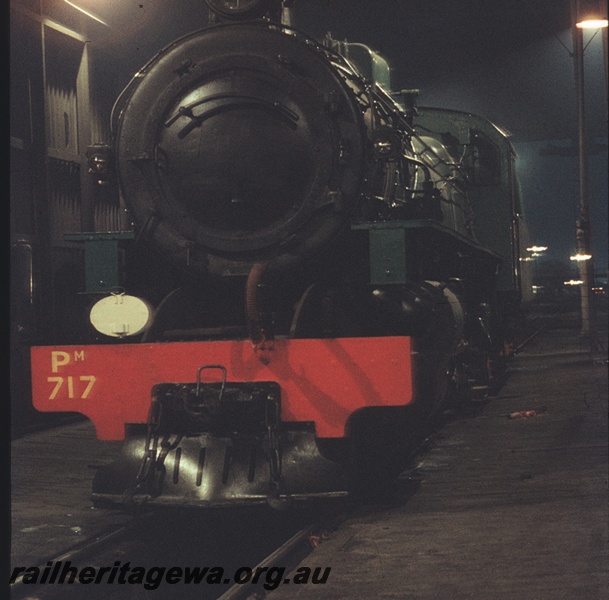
[9,514,152,596]
[513,321,548,354]
[216,520,334,600]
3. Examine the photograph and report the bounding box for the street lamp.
[570,253,593,261]
[570,0,607,345]
[575,0,608,27]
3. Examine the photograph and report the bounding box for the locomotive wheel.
[345,406,421,499]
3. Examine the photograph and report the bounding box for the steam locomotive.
[31,0,525,508]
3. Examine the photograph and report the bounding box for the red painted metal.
[31,337,413,440]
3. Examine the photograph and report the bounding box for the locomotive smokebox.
[116,23,366,277]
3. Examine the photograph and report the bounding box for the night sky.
[52,0,609,272]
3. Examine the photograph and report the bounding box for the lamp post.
[570,0,607,346]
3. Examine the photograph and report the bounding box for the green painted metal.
[64,232,135,293]
[368,227,409,284]
[412,107,520,293]
[353,220,502,286]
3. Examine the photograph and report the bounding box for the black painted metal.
[116,23,366,277]
[92,430,349,508]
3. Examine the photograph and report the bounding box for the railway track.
[216,521,335,600]
[513,318,548,354]
[9,502,345,600]
[10,514,152,599]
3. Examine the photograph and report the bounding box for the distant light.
[576,18,609,28]
[564,280,584,286]
[526,246,548,252]
[570,253,593,261]
[519,257,534,262]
